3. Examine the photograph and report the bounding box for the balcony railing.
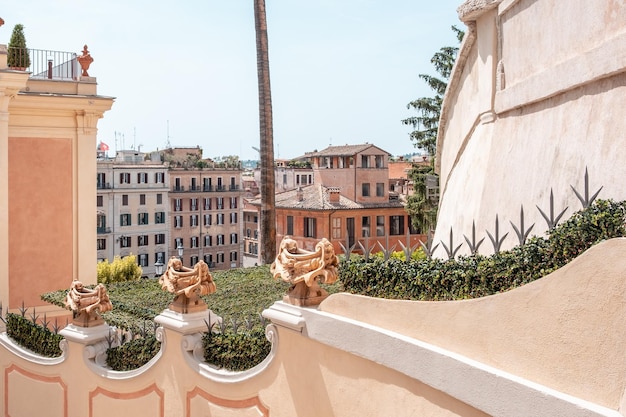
[97,227,111,234]
[97,182,112,189]
[7,47,78,80]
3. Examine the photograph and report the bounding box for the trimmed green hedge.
[6,313,63,357]
[340,199,626,300]
[203,327,271,372]
[106,336,160,371]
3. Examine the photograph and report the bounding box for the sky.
[2,1,464,161]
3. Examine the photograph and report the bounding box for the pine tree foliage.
[403,26,464,234]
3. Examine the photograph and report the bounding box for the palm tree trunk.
[254,0,277,264]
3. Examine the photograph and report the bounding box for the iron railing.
[7,47,78,80]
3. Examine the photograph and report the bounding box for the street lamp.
[154,255,164,278]
[177,244,184,260]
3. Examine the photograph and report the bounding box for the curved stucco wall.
[433,0,626,255]
[321,238,626,410]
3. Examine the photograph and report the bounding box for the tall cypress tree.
[8,24,31,69]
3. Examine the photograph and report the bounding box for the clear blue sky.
[2,1,463,161]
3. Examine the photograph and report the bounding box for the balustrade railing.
[7,47,78,80]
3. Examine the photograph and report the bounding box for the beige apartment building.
[97,150,170,276]
[168,163,244,270]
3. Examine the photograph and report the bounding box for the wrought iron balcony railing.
[7,47,78,80]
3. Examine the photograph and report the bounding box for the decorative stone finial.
[271,237,339,306]
[65,279,112,327]
[0,18,5,28]
[159,257,217,314]
[77,44,93,76]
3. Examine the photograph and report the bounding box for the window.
[230,177,237,190]
[376,183,385,197]
[389,215,405,236]
[97,172,106,188]
[155,172,165,183]
[217,252,225,264]
[138,235,149,246]
[376,216,385,236]
[217,197,224,209]
[204,198,212,210]
[296,174,300,185]
[119,172,131,184]
[155,233,165,245]
[156,193,163,204]
[332,217,341,239]
[204,235,213,247]
[140,194,146,205]
[230,197,238,209]
[217,177,223,191]
[230,212,238,224]
[120,235,131,248]
[97,238,106,250]
[301,175,308,185]
[191,177,198,191]
[155,251,165,264]
[304,217,317,238]
[230,233,238,244]
[362,216,371,237]
[190,255,199,265]
[174,215,183,228]
[362,183,370,197]
[216,213,224,225]
[174,177,182,191]
[120,214,131,226]
[190,215,198,227]
[155,212,165,224]
[204,254,213,266]
[97,195,103,207]
[137,254,149,267]
[190,198,198,211]
[204,214,212,226]
[122,194,129,206]
[138,213,149,225]
[287,216,294,235]
[217,234,224,245]
[246,228,251,238]
[174,237,183,249]
[230,251,238,262]
[361,155,370,168]
[190,236,199,248]
[137,172,148,183]
[375,155,384,168]
[174,198,182,211]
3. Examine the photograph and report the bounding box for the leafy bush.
[97,254,143,284]
[106,336,160,371]
[6,313,63,357]
[203,327,270,372]
[340,200,626,300]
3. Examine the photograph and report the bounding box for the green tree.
[254,0,277,264]
[402,26,463,157]
[403,26,464,233]
[97,255,143,284]
[7,24,31,69]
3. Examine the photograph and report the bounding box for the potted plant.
[7,23,31,70]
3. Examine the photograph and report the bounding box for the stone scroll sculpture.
[65,280,112,327]
[159,257,216,314]
[271,237,339,306]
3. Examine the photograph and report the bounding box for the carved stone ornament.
[65,280,112,327]
[77,44,94,76]
[271,237,339,306]
[159,257,217,314]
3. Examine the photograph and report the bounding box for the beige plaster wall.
[321,238,626,410]
[434,0,626,255]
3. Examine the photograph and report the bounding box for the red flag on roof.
[99,141,109,151]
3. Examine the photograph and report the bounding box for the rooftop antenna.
[166,120,172,149]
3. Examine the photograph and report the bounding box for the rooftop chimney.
[296,187,304,202]
[328,187,340,203]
